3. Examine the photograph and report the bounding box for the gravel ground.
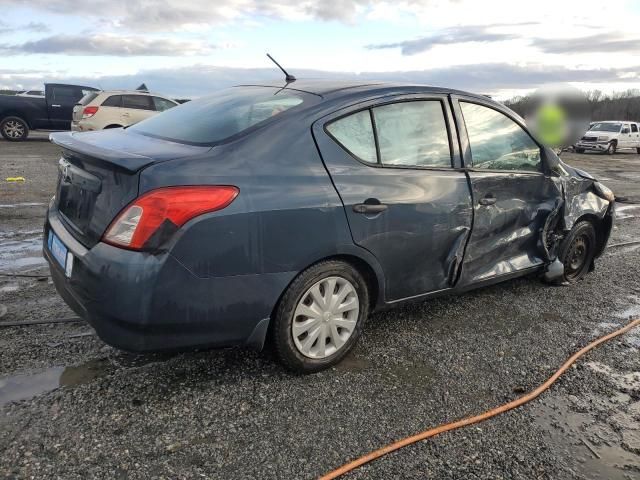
[1,136,639,479]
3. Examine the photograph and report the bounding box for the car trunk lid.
[50,129,210,248]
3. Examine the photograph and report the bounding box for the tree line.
[504,89,640,122]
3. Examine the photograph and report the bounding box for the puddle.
[0,284,19,293]
[615,204,640,220]
[335,354,371,372]
[0,235,46,271]
[0,359,111,408]
[533,396,640,480]
[0,203,45,208]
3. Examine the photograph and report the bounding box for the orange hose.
[319,317,640,480]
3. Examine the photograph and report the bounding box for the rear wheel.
[606,141,616,155]
[558,221,597,283]
[1,116,29,141]
[636,147,640,154]
[273,260,369,373]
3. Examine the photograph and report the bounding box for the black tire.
[575,148,585,154]
[606,141,616,155]
[636,147,640,154]
[0,116,29,141]
[558,221,597,283]
[272,260,370,373]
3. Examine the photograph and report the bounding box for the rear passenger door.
[121,95,155,126]
[47,86,83,129]
[451,96,560,286]
[313,95,473,302]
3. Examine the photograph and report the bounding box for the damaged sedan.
[43,81,614,373]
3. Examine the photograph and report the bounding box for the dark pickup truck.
[0,83,98,141]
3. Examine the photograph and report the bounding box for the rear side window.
[373,101,451,167]
[101,95,122,107]
[325,100,452,168]
[122,95,153,110]
[460,102,541,172]
[326,110,377,164]
[130,86,307,145]
[78,92,99,106]
[632,124,638,133]
[152,97,177,112]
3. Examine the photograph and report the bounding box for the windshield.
[129,86,308,145]
[590,123,621,132]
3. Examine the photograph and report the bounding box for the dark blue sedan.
[44,81,614,372]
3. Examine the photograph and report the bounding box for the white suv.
[71,90,178,131]
[575,121,640,155]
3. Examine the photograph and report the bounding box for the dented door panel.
[458,171,559,285]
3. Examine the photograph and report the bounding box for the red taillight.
[82,106,99,118]
[103,186,239,250]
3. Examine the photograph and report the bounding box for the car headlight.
[594,182,615,202]
[597,135,609,142]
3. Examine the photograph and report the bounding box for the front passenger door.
[452,98,560,286]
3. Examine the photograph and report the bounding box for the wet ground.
[1,134,639,479]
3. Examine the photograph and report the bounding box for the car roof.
[238,79,494,104]
[96,89,170,96]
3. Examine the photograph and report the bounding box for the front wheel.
[1,116,29,141]
[606,142,616,155]
[558,221,597,283]
[575,148,585,154]
[272,260,370,373]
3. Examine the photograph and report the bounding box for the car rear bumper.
[44,210,293,352]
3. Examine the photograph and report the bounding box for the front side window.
[326,110,377,164]
[460,102,541,172]
[152,97,177,112]
[130,86,307,145]
[373,101,451,167]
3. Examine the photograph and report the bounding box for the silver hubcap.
[292,276,359,359]
[3,120,25,138]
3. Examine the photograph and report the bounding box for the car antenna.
[266,53,296,83]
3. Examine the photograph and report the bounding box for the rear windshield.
[78,91,100,106]
[590,123,621,132]
[129,86,308,145]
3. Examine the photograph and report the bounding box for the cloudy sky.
[1,0,640,99]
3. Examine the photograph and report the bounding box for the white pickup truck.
[575,121,640,154]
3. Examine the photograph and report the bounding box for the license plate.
[48,231,73,277]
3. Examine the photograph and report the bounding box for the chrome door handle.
[353,203,388,214]
[51,104,61,108]
[479,196,497,206]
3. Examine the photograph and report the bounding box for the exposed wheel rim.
[564,234,590,280]
[292,276,359,359]
[3,120,25,139]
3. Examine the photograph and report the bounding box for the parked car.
[16,90,45,98]
[71,90,178,132]
[575,121,640,154]
[44,81,614,373]
[0,83,98,141]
